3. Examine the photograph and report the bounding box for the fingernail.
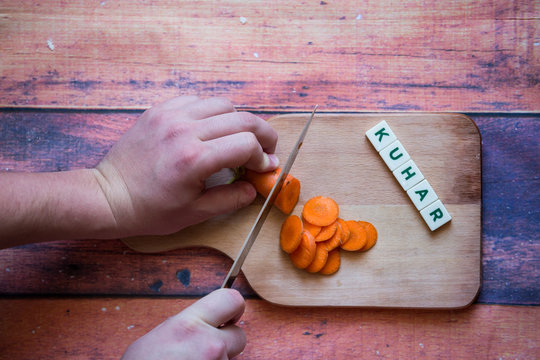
[267,153,279,168]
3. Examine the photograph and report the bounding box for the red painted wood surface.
[0,299,538,359]
[0,0,538,111]
[0,0,538,357]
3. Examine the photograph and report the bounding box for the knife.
[221,105,318,288]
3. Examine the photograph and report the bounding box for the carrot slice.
[319,248,341,275]
[244,167,300,214]
[302,220,321,238]
[305,243,329,273]
[340,220,367,251]
[321,223,343,251]
[358,221,378,251]
[289,230,316,269]
[314,220,338,242]
[337,218,350,245]
[280,215,303,254]
[302,196,339,226]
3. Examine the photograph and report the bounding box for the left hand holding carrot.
[95,96,280,237]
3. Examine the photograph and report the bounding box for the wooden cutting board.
[123,113,482,309]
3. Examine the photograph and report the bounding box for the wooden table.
[1,1,538,358]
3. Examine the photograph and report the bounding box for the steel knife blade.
[221,105,318,288]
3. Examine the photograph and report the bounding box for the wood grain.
[0,111,538,305]
[0,0,538,112]
[0,298,538,359]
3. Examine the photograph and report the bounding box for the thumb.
[193,181,257,219]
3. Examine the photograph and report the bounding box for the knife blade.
[221,105,318,289]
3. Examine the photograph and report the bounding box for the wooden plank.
[0,298,538,359]
[0,111,538,305]
[0,0,538,112]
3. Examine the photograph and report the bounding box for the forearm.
[0,169,118,249]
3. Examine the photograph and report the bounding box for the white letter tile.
[365,120,397,152]
[407,179,438,210]
[420,200,452,231]
[393,159,425,191]
[379,140,410,171]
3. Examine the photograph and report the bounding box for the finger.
[181,289,246,328]
[192,181,256,220]
[218,324,247,359]
[199,133,279,179]
[197,111,278,154]
[183,97,236,120]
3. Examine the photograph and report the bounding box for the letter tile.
[365,120,397,152]
[406,179,438,210]
[378,140,410,171]
[419,200,452,231]
[393,159,425,191]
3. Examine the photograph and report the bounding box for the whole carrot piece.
[243,167,301,214]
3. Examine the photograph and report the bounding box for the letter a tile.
[406,179,438,210]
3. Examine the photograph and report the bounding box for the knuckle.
[165,121,191,140]
[176,143,203,170]
[236,111,259,131]
[203,339,228,359]
[241,132,260,151]
[211,96,234,110]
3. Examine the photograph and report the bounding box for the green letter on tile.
[429,208,444,222]
[415,189,429,202]
[374,127,390,143]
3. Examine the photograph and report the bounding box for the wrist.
[0,169,121,248]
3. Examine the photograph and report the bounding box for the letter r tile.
[365,120,397,152]
[378,140,410,171]
[420,200,452,231]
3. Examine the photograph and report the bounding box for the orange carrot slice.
[314,220,338,242]
[321,223,343,251]
[280,215,303,254]
[340,220,367,251]
[302,196,339,226]
[305,243,329,273]
[337,218,350,245]
[358,221,378,251]
[302,220,321,238]
[319,248,341,275]
[244,167,300,214]
[289,230,316,269]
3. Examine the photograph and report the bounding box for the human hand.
[94,96,279,237]
[121,288,246,360]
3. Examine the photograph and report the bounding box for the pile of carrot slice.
[280,196,377,275]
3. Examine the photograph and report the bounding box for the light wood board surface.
[123,113,482,308]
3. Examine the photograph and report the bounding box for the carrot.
[314,220,338,242]
[302,221,321,238]
[289,230,316,269]
[340,220,367,251]
[319,248,341,275]
[321,222,343,251]
[280,215,303,254]
[305,242,329,273]
[358,221,378,251]
[244,167,301,214]
[302,196,339,226]
[337,218,350,245]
